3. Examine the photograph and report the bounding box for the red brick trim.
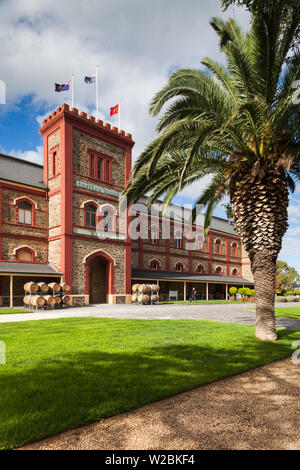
[15,246,36,262]
[84,250,115,295]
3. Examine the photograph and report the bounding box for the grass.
[0,317,299,449]
[248,307,300,320]
[161,300,249,305]
[275,307,300,319]
[0,308,32,315]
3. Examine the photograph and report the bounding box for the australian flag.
[84,72,96,84]
[55,80,71,92]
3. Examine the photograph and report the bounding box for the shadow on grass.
[0,326,298,450]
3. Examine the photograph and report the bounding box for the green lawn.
[0,317,299,449]
[275,307,300,319]
[248,307,300,320]
[162,300,249,305]
[0,309,32,315]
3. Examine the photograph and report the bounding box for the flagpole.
[118,101,121,129]
[71,74,74,108]
[96,65,99,120]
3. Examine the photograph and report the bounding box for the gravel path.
[22,358,300,450]
[1,303,299,331]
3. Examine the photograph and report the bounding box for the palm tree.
[124,6,300,341]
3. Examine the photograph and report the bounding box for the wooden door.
[89,258,107,303]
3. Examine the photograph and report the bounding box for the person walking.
[190,287,197,302]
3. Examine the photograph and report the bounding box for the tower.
[40,104,134,304]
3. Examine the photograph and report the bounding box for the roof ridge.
[0,153,43,168]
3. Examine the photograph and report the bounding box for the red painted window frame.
[214,238,222,254]
[98,205,117,232]
[87,148,113,183]
[150,259,160,271]
[16,198,35,226]
[196,264,205,274]
[84,202,98,228]
[149,225,159,245]
[50,145,59,177]
[175,262,184,272]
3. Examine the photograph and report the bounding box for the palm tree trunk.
[251,249,277,341]
[230,167,289,342]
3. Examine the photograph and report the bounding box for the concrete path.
[22,358,300,450]
[0,302,299,331]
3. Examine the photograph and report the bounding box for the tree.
[221,0,300,51]
[277,260,300,291]
[124,5,300,341]
[221,203,234,223]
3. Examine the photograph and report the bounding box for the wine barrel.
[23,296,31,306]
[44,295,56,307]
[131,294,138,302]
[24,282,38,293]
[60,282,71,293]
[55,296,62,304]
[62,295,71,305]
[132,284,139,293]
[30,295,46,308]
[151,284,160,293]
[151,294,160,303]
[37,282,49,293]
[137,294,150,303]
[138,284,151,293]
[48,282,61,293]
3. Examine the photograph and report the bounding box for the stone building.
[0,104,253,306]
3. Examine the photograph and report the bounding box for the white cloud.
[4,145,43,165]
[0,0,250,162]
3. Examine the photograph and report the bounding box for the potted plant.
[229,286,237,301]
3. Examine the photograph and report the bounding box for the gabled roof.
[0,154,46,190]
[135,196,237,236]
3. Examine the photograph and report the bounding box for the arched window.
[175,231,182,249]
[231,242,238,257]
[18,201,32,225]
[215,266,223,275]
[175,263,183,272]
[85,204,97,228]
[150,259,160,271]
[196,264,205,274]
[196,235,204,251]
[16,247,34,262]
[150,225,159,244]
[99,205,116,232]
[232,268,238,276]
[214,239,222,254]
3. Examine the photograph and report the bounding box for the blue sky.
[0,0,299,271]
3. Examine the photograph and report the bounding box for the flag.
[85,73,96,84]
[110,104,119,116]
[55,80,71,92]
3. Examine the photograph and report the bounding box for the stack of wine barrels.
[23,281,71,309]
[131,283,160,304]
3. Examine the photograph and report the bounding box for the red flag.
[110,104,119,116]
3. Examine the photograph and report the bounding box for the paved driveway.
[0,302,299,331]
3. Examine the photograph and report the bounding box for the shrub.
[238,287,246,295]
[229,287,237,295]
[276,296,287,302]
[286,296,299,302]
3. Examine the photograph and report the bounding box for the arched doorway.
[85,251,115,304]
